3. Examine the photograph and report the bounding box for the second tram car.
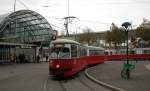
[49,39,105,77]
[105,48,150,61]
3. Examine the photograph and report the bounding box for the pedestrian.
[18,54,23,63]
[10,54,14,63]
[37,55,40,63]
[46,55,48,62]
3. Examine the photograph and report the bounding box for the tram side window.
[79,47,87,57]
[71,45,77,58]
[89,50,104,56]
[89,50,98,56]
[144,50,150,54]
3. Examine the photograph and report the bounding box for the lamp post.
[122,22,131,79]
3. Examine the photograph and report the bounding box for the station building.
[0,10,56,63]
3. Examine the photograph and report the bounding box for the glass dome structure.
[0,10,55,44]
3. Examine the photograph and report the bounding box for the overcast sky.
[0,0,150,34]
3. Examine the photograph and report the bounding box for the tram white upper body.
[51,39,80,45]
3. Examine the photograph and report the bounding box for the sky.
[0,0,150,34]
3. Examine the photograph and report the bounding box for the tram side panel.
[105,48,150,61]
[85,46,105,65]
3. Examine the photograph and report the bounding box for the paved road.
[47,72,111,91]
[0,63,49,91]
[87,61,150,91]
[0,62,111,91]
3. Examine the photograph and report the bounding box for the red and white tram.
[49,39,105,77]
[49,39,150,77]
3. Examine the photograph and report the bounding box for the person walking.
[37,55,40,63]
[46,55,48,62]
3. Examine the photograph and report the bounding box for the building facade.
[0,10,55,63]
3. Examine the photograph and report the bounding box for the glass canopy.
[0,10,55,44]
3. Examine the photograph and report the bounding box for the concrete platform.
[86,61,150,91]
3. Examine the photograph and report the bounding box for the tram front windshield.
[50,47,70,59]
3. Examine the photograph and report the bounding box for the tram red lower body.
[49,55,105,77]
[105,54,150,61]
[49,54,150,77]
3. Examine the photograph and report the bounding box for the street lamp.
[121,22,131,79]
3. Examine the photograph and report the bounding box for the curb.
[85,68,128,91]
[145,64,150,71]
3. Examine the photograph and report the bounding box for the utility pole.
[14,0,17,43]
[63,16,77,37]
[62,0,77,37]
[14,0,16,12]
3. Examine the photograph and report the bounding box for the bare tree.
[79,27,96,45]
[105,31,112,48]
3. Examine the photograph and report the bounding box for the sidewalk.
[87,61,150,91]
[145,64,150,71]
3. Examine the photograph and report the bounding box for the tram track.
[58,80,68,91]
[57,75,96,91]
[77,73,95,91]
[47,72,111,91]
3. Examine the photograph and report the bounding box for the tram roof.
[86,45,104,50]
[51,39,80,45]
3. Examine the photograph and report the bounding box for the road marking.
[145,64,150,71]
[42,77,48,91]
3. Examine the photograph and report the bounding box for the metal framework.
[0,10,55,44]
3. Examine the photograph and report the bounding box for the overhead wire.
[0,9,13,13]
[17,0,30,9]
[95,1,150,5]
[78,19,111,25]
[46,16,140,32]
[43,15,135,27]
[49,23,65,31]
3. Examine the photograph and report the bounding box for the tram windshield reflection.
[50,47,70,59]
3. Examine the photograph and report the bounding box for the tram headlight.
[56,64,60,68]
[50,61,53,64]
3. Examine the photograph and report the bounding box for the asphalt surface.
[2,60,149,91]
[87,60,150,91]
[47,72,111,91]
[0,62,111,91]
[0,63,49,91]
